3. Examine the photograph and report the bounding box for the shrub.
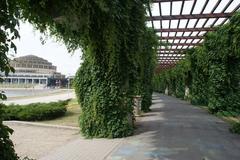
[0,104,19,160]
[3,100,69,121]
[230,123,240,134]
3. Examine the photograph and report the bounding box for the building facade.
[1,55,66,87]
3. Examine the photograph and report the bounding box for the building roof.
[10,55,56,70]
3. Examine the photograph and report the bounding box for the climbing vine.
[73,1,158,137]
[134,28,158,112]
[0,0,20,159]
[153,12,240,115]
[6,0,158,138]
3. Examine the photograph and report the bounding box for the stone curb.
[3,121,79,131]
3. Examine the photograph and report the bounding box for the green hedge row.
[153,12,240,114]
[2,100,69,121]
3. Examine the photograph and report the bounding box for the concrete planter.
[133,95,142,117]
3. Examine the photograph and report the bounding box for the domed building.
[2,55,65,87]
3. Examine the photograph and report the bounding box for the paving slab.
[106,93,240,160]
[4,121,123,160]
[39,138,122,160]
[4,121,79,159]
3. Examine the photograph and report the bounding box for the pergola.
[147,0,240,71]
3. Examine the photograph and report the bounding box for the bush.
[230,123,240,134]
[0,104,19,160]
[3,100,69,121]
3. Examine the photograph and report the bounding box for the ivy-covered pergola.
[152,0,240,126]
[1,0,240,159]
[1,0,159,141]
[147,0,240,72]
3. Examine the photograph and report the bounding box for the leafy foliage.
[0,104,19,160]
[135,28,158,112]
[1,0,159,138]
[72,0,158,137]
[0,0,19,98]
[153,12,240,115]
[15,0,158,137]
[153,54,191,99]
[0,0,20,159]
[230,123,240,134]
[3,100,68,121]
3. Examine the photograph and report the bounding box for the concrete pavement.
[5,121,123,160]
[3,90,75,105]
[106,93,240,160]
[5,121,79,159]
[5,93,240,160]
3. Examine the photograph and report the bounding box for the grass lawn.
[219,114,240,124]
[41,99,80,127]
[196,105,240,124]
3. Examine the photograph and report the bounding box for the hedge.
[2,100,69,121]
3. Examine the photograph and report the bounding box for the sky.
[14,22,82,76]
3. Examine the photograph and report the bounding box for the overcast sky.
[14,22,82,76]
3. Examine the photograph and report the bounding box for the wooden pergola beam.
[150,0,240,70]
[159,42,200,46]
[152,0,192,2]
[157,58,184,60]
[156,28,213,32]
[157,53,185,55]
[158,62,178,64]
[161,36,204,40]
[159,48,187,52]
[158,57,185,59]
[147,13,232,21]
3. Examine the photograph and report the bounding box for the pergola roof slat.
[156,27,213,32]
[161,36,203,39]
[147,13,233,21]
[152,0,192,2]
[148,0,240,69]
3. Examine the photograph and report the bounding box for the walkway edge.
[3,121,79,131]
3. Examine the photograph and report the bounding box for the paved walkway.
[3,91,75,105]
[5,121,79,159]
[106,93,240,160]
[6,93,240,160]
[5,121,123,160]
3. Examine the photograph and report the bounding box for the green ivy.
[138,28,158,112]
[72,1,158,137]
[0,0,20,159]
[1,0,158,138]
[153,12,240,115]
[17,0,157,137]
